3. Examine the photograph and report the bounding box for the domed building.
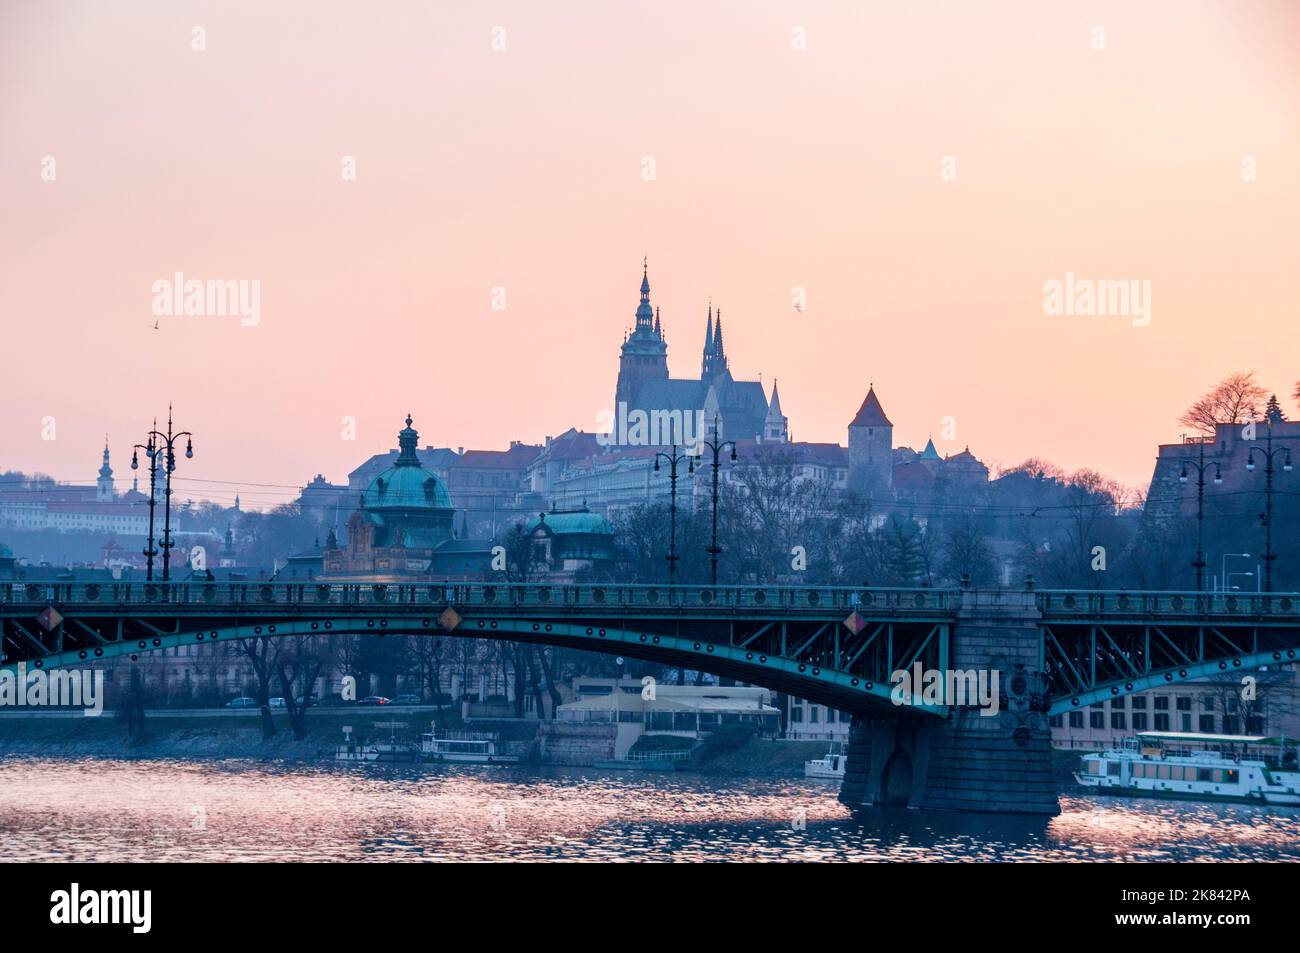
[324,416,489,579]
[522,503,616,580]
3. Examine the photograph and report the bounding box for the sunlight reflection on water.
[0,758,1296,861]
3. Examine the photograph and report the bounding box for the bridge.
[3,580,1298,814]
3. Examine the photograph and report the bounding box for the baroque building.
[323,416,493,580]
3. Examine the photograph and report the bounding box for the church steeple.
[635,258,654,331]
[703,306,729,380]
[764,380,788,443]
[96,437,114,502]
[701,303,715,377]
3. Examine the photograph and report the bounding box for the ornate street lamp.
[698,418,736,586]
[130,420,160,581]
[1178,437,1222,592]
[133,406,193,582]
[1245,422,1292,592]
[654,446,695,583]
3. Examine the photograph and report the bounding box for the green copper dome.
[361,415,452,512]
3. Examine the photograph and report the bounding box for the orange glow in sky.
[2,0,1297,506]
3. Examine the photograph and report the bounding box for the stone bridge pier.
[839,589,1060,815]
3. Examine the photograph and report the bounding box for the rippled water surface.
[1,758,1297,861]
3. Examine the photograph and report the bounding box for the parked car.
[392,694,421,706]
[358,696,391,707]
[269,697,287,709]
[294,694,320,708]
[225,697,256,709]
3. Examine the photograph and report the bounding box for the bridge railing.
[1036,590,1300,617]
[0,580,958,615]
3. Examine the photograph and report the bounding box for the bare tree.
[236,637,278,740]
[1180,371,1269,435]
[274,635,329,740]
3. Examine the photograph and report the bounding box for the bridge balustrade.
[0,580,959,615]
[1036,590,1298,617]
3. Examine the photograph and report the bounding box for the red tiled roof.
[849,387,892,428]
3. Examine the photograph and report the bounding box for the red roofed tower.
[848,385,893,497]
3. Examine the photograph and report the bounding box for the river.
[1,758,1297,861]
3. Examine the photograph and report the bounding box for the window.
[1154,696,1169,711]
[1199,714,1216,733]
[1158,764,1171,780]
[1132,712,1148,730]
[1111,712,1127,730]
[1154,713,1170,731]
[809,707,819,723]
[1176,696,1191,711]
[1069,711,1084,728]
[790,707,803,723]
[1131,695,1148,710]
[1090,711,1105,729]
[1050,714,1063,727]
[1180,714,1192,732]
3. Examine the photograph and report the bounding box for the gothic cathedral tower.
[613,261,669,409]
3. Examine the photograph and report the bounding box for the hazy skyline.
[3,0,1298,507]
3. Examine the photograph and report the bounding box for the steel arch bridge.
[1,581,1299,716]
[1035,589,1300,716]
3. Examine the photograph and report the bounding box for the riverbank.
[0,711,829,776]
[0,711,1090,786]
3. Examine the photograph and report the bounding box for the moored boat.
[1075,731,1300,805]
[804,747,847,780]
[420,729,519,764]
[334,722,419,763]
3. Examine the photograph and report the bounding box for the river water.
[1,758,1296,862]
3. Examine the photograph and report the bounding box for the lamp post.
[653,446,694,583]
[1178,437,1221,592]
[130,420,160,581]
[698,418,736,586]
[1220,553,1252,593]
[1246,423,1292,592]
[133,406,193,582]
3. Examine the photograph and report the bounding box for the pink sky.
[2,0,1297,508]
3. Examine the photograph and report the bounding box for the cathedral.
[612,263,770,445]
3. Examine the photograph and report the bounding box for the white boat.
[335,722,419,763]
[1076,731,1300,806]
[805,748,847,780]
[420,729,519,764]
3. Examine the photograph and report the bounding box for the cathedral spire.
[701,303,715,377]
[635,259,654,330]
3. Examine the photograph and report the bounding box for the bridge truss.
[0,581,953,715]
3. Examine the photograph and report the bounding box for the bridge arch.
[0,617,946,718]
[1046,646,1300,716]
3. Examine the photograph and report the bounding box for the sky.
[2,0,1298,509]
